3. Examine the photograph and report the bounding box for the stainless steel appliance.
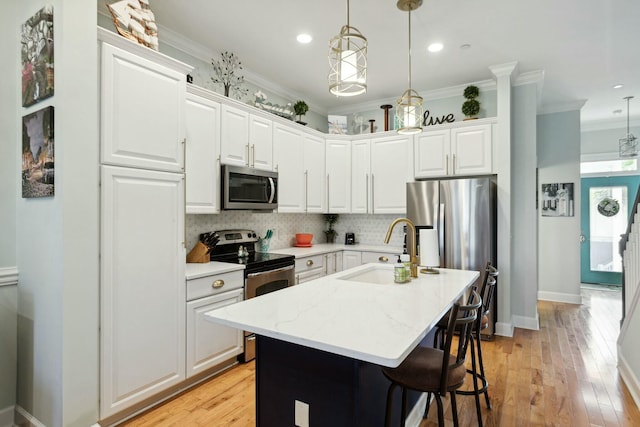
[221,165,278,210]
[207,229,295,361]
[407,176,497,338]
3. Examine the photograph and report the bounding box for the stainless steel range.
[205,229,295,362]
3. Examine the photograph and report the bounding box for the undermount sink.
[338,264,395,285]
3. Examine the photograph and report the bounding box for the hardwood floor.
[121,287,640,426]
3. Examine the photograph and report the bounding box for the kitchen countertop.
[269,243,403,258]
[185,261,245,280]
[206,264,478,367]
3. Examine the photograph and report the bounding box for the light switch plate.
[294,400,309,427]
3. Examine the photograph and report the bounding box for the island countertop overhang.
[205,264,479,367]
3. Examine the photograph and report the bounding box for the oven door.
[222,164,278,210]
[242,264,295,361]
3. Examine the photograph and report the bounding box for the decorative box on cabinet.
[186,270,244,377]
[185,87,220,214]
[220,104,273,170]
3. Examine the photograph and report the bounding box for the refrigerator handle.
[438,201,445,264]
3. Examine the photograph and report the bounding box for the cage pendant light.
[619,96,638,157]
[396,0,423,135]
[328,0,367,97]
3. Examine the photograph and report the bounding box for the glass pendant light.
[328,0,367,97]
[396,0,423,135]
[619,96,637,157]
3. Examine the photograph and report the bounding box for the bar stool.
[381,290,482,427]
[433,262,498,427]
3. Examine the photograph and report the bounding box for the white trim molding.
[538,99,587,116]
[0,406,14,427]
[495,322,514,337]
[15,406,45,427]
[512,314,540,331]
[0,267,18,287]
[537,290,583,304]
[618,353,640,411]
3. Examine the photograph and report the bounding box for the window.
[581,159,637,175]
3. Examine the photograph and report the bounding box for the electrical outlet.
[294,400,309,427]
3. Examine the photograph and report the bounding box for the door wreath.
[597,198,620,217]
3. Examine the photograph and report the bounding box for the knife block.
[186,241,210,263]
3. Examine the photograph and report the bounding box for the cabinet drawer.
[187,270,243,301]
[361,251,399,265]
[295,254,325,273]
[297,267,325,284]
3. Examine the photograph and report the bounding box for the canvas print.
[541,183,574,217]
[22,106,55,198]
[21,5,54,107]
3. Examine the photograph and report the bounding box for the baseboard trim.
[537,290,582,304]
[0,267,18,287]
[495,321,514,337]
[0,406,14,427]
[512,313,540,330]
[618,353,640,411]
[14,405,45,427]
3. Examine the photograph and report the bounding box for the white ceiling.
[102,0,640,128]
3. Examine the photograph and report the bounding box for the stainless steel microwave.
[222,165,278,210]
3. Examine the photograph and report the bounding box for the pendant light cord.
[407,6,412,92]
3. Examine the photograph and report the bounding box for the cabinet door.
[273,124,304,212]
[351,139,371,214]
[220,105,249,167]
[343,251,363,270]
[361,251,397,265]
[371,135,413,214]
[326,140,351,213]
[249,114,273,170]
[100,165,185,417]
[326,251,343,275]
[297,268,325,284]
[101,43,185,172]
[304,134,326,213]
[451,124,492,175]
[186,289,243,378]
[414,130,451,178]
[185,91,220,214]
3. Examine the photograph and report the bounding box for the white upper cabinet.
[451,124,492,175]
[351,139,371,214]
[273,124,304,212]
[185,88,220,214]
[370,135,413,214]
[220,104,273,170]
[101,43,186,172]
[415,123,492,178]
[304,133,326,213]
[326,139,351,213]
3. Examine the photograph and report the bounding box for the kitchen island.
[206,264,478,426]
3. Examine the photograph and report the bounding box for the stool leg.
[384,383,397,427]
[450,391,460,427]
[423,392,432,418]
[434,394,445,427]
[470,338,483,427]
[476,331,492,409]
[401,387,407,427]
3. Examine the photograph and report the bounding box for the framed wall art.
[21,5,54,107]
[541,182,574,217]
[22,106,55,198]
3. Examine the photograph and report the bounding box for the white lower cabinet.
[295,254,325,284]
[186,288,243,378]
[361,251,399,265]
[343,251,363,270]
[100,165,185,418]
[325,251,343,275]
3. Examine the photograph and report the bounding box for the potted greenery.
[462,85,480,120]
[293,100,309,125]
[324,214,339,243]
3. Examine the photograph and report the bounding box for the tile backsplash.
[186,212,406,252]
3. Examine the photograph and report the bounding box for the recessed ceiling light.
[297,34,312,44]
[613,84,623,89]
[427,43,443,53]
[460,43,471,50]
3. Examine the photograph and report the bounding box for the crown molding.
[538,99,587,115]
[489,61,519,79]
[0,267,18,286]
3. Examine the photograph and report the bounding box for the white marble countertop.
[185,261,245,280]
[206,264,478,367]
[269,243,403,258]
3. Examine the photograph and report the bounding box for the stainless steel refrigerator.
[407,176,497,337]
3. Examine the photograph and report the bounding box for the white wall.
[582,125,640,157]
[511,83,539,328]
[0,1,18,423]
[13,1,99,426]
[537,110,582,303]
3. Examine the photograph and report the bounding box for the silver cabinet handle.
[446,154,449,175]
[453,153,456,174]
[371,174,375,214]
[306,259,314,267]
[327,174,330,210]
[365,173,369,214]
[305,170,309,212]
[379,256,388,262]
[245,144,250,167]
[212,279,225,289]
[324,254,328,275]
[251,144,256,167]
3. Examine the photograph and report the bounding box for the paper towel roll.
[419,228,440,268]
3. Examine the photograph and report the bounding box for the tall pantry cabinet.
[98,29,192,418]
